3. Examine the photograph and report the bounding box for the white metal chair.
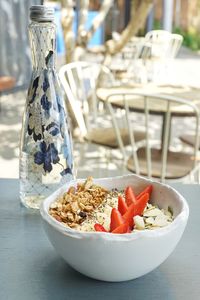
[145,31,183,59]
[145,30,171,40]
[142,30,183,83]
[106,92,200,182]
[59,62,145,152]
[111,37,146,84]
[141,31,171,82]
[168,33,183,58]
[144,30,171,58]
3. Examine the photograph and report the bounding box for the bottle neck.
[29,21,56,71]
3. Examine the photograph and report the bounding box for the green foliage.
[174,27,200,51]
[153,20,162,30]
[151,21,200,51]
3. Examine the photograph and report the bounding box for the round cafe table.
[96,84,200,179]
[96,84,200,117]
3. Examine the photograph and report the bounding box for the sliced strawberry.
[134,193,149,216]
[94,223,107,232]
[123,193,150,228]
[136,185,153,200]
[123,202,135,228]
[112,222,130,234]
[125,186,137,206]
[110,208,124,232]
[118,195,128,215]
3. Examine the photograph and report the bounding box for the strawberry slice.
[94,223,107,232]
[136,185,153,200]
[118,195,128,215]
[125,186,137,206]
[134,193,150,216]
[110,208,124,232]
[123,192,150,228]
[112,222,130,234]
[123,202,135,228]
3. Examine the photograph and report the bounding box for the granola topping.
[49,177,108,228]
[49,177,174,232]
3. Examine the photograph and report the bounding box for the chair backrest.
[168,33,183,58]
[106,92,200,182]
[144,30,172,59]
[59,61,115,137]
[145,30,171,41]
[144,30,183,60]
[124,42,144,61]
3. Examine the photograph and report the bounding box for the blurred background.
[2,0,200,89]
[1,0,200,180]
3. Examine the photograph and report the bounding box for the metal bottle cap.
[30,5,54,22]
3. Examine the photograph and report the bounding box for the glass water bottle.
[19,5,74,209]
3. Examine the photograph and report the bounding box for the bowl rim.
[40,174,189,241]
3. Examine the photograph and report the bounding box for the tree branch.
[105,0,153,56]
[61,0,75,63]
[77,0,89,45]
[86,0,113,42]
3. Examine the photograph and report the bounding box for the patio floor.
[1,46,200,180]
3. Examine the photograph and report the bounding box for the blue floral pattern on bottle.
[26,49,74,176]
[34,141,60,173]
[25,46,73,176]
[41,94,52,112]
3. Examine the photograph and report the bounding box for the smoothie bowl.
[40,174,189,282]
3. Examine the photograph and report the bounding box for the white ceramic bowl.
[40,174,189,282]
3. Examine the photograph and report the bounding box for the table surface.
[96,84,200,116]
[1,179,200,300]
